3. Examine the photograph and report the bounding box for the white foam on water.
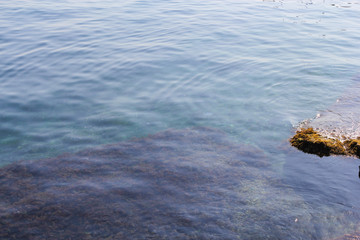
[298,82,360,141]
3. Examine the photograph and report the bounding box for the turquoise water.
[1,0,359,163]
[1,0,360,239]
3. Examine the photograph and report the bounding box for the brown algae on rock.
[344,139,360,157]
[290,128,360,158]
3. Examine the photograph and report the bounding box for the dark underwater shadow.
[0,127,358,239]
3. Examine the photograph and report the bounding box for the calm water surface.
[1,0,360,239]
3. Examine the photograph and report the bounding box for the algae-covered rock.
[290,128,345,157]
[291,80,360,159]
[290,128,360,158]
[344,139,360,157]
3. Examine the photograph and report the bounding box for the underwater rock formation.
[1,127,358,239]
[290,128,360,158]
[332,232,360,240]
[0,127,274,240]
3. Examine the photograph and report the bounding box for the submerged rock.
[1,127,358,239]
[332,232,360,240]
[0,127,280,240]
[290,128,360,158]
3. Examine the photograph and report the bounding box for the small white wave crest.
[297,83,360,141]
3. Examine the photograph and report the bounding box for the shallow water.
[1,0,360,239]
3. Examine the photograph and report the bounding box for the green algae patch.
[290,128,346,157]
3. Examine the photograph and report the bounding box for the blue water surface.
[1,0,360,239]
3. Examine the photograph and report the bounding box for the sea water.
[1,0,360,239]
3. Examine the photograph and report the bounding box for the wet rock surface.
[292,81,360,159]
[290,128,360,158]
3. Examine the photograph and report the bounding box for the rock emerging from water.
[291,80,360,158]
[290,128,360,158]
